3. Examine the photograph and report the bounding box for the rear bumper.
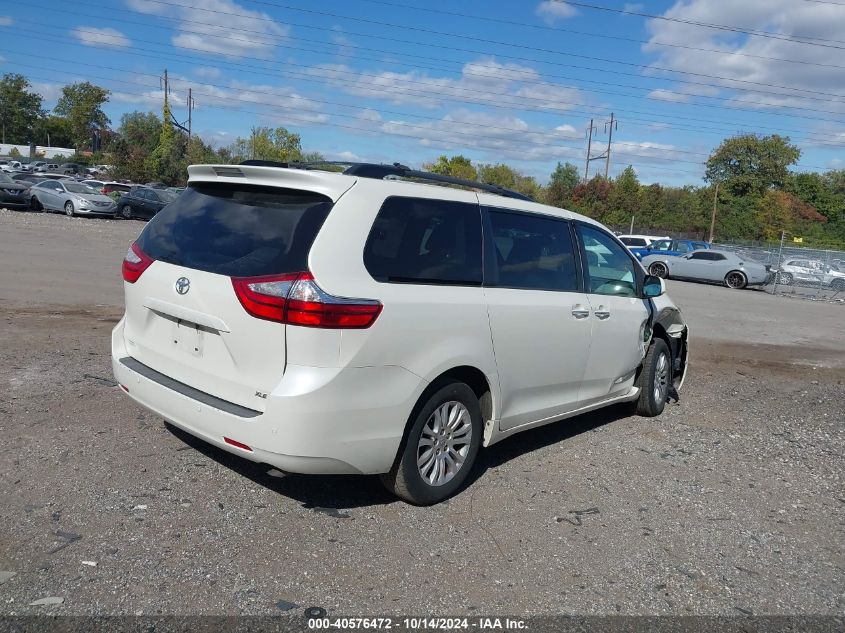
[111,318,422,475]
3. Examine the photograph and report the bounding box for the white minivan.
[112,162,688,504]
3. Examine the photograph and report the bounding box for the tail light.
[122,242,154,283]
[232,272,382,329]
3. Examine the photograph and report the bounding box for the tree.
[110,111,163,182]
[0,73,45,144]
[227,126,303,163]
[543,162,580,208]
[145,100,187,185]
[423,155,477,181]
[478,163,541,199]
[54,82,110,149]
[606,165,640,227]
[705,134,801,197]
[570,176,613,221]
[33,115,74,148]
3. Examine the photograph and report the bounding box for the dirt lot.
[0,210,843,617]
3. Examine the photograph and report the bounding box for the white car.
[618,234,670,249]
[112,162,689,504]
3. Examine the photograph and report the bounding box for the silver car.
[30,179,117,216]
[641,249,773,290]
[775,258,845,291]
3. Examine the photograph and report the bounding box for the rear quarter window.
[363,196,482,286]
[136,183,333,277]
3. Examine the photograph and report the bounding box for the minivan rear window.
[136,183,333,277]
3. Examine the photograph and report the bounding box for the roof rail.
[238,159,534,201]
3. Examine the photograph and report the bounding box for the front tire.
[649,261,669,279]
[831,278,845,291]
[725,270,747,289]
[381,381,482,505]
[30,196,42,212]
[634,338,672,417]
[118,205,132,220]
[777,272,792,286]
[64,201,75,217]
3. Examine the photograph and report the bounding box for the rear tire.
[649,262,669,279]
[118,205,132,220]
[64,201,75,217]
[30,196,42,212]
[724,270,747,289]
[381,381,482,505]
[634,338,672,417]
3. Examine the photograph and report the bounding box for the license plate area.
[172,319,203,357]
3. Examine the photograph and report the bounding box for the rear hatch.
[121,174,350,411]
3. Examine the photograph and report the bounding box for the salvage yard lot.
[0,210,843,616]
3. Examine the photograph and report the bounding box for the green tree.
[54,82,110,149]
[705,134,801,197]
[33,115,74,148]
[423,154,478,181]
[0,73,45,144]
[110,111,163,182]
[543,162,580,208]
[145,100,187,185]
[227,126,303,163]
[605,165,640,227]
[478,163,541,199]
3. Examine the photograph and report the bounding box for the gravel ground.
[0,210,843,617]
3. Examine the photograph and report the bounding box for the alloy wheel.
[417,401,472,487]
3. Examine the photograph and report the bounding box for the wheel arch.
[649,306,688,390]
[391,365,495,471]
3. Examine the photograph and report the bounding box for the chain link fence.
[711,241,845,301]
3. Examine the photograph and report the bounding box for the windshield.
[65,182,99,195]
[0,174,16,184]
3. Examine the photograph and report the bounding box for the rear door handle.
[594,308,611,320]
[571,305,590,319]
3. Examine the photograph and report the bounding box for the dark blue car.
[629,238,711,261]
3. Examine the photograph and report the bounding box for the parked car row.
[776,259,845,290]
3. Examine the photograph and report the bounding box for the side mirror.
[642,275,665,298]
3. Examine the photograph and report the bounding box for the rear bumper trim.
[118,356,261,418]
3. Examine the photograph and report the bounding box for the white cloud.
[536,1,576,24]
[642,0,845,114]
[0,16,13,26]
[194,66,221,79]
[647,88,690,103]
[73,26,131,48]
[31,82,64,105]
[127,0,289,58]
[307,57,583,113]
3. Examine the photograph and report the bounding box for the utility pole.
[604,112,617,179]
[708,181,719,243]
[584,118,595,181]
[584,119,608,182]
[187,87,191,137]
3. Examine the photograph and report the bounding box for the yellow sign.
[793,236,803,243]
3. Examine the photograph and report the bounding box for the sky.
[0,0,843,186]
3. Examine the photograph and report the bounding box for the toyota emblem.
[175,277,191,295]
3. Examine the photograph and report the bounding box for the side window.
[676,242,692,253]
[711,253,727,261]
[651,239,671,251]
[689,252,708,260]
[485,210,578,292]
[578,224,639,297]
[363,196,482,286]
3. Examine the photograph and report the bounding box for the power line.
[17,29,845,149]
[83,0,845,100]
[10,58,838,172]
[15,5,845,105]
[11,30,845,151]
[561,0,845,48]
[10,23,845,131]
[340,0,845,69]
[6,62,712,173]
